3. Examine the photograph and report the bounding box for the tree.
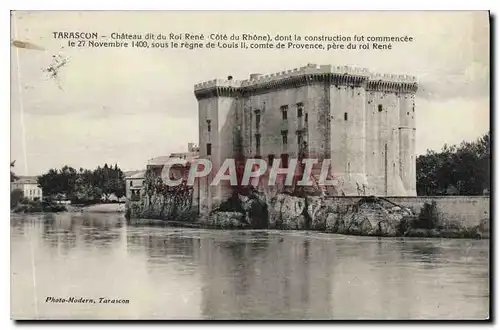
[36,163,127,203]
[37,168,62,197]
[11,189,23,209]
[10,160,19,182]
[416,132,490,196]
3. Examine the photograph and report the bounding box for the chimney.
[249,73,262,80]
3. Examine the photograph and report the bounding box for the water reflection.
[11,213,489,320]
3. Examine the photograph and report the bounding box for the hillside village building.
[194,63,418,213]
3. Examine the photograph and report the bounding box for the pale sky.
[11,11,490,176]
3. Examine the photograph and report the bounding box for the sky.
[10,11,490,176]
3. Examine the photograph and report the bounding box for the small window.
[281,130,288,145]
[281,154,289,168]
[344,112,348,121]
[255,134,261,149]
[130,181,133,187]
[268,154,275,165]
[297,103,303,118]
[207,143,212,156]
[378,104,383,112]
[305,113,308,122]
[255,110,261,130]
[281,105,288,120]
[207,119,211,132]
[297,132,303,148]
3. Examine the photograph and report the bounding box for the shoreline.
[10,210,488,239]
[126,217,488,239]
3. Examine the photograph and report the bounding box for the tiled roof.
[125,170,146,179]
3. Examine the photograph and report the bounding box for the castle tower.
[194,64,418,215]
[397,77,418,196]
[194,78,242,213]
[327,66,369,195]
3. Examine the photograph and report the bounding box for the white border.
[2,1,497,329]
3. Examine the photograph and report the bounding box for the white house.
[11,176,43,200]
[124,170,146,201]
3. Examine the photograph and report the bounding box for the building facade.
[11,176,43,200]
[146,143,200,176]
[194,64,418,212]
[124,170,146,201]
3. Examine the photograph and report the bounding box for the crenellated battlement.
[194,78,243,90]
[369,73,417,83]
[194,64,418,98]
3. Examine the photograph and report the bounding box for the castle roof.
[194,63,418,98]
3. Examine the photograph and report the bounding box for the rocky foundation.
[127,190,489,239]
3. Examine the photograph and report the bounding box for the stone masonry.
[194,64,418,214]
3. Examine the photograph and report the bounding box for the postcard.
[10,11,490,320]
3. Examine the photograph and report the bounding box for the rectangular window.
[281,130,288,145]
[206,119,211,132]
[281,154,289,168]
[305,113,308,123]
[207,143,212,156]
[298,132,303,148]
[378,104,383,112]
[281,105,288,120]
[268,154,275,166]
[255,134,261,154]
[297,103,303,118]
[130,181,133,187]
[255,110,261,130]
[344,112,348,121]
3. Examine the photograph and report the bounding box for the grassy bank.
[11,200,67,213]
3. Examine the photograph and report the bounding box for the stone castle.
[194,63,418,213]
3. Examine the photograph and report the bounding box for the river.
[10,212,489,320]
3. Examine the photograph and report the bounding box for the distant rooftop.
[13,176,38,184]
[124,170,146,179]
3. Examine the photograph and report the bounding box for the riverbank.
[69,203,125,213]
[11,202,126,214]
[127,194,490,239]
[127,216,488,239]
[11,200,67,213]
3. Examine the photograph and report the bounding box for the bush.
[11,199,67,213]
[10,189,23,209]
[416,202,439,229]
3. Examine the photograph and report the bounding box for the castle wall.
[194,64,418,214]
[242,86,310,161]
[304,84,330,161]
[313,195,489,232]
[399,92,415,195]
[198,96,240,212]
[329,84,367,195]
[385,196,489,230]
